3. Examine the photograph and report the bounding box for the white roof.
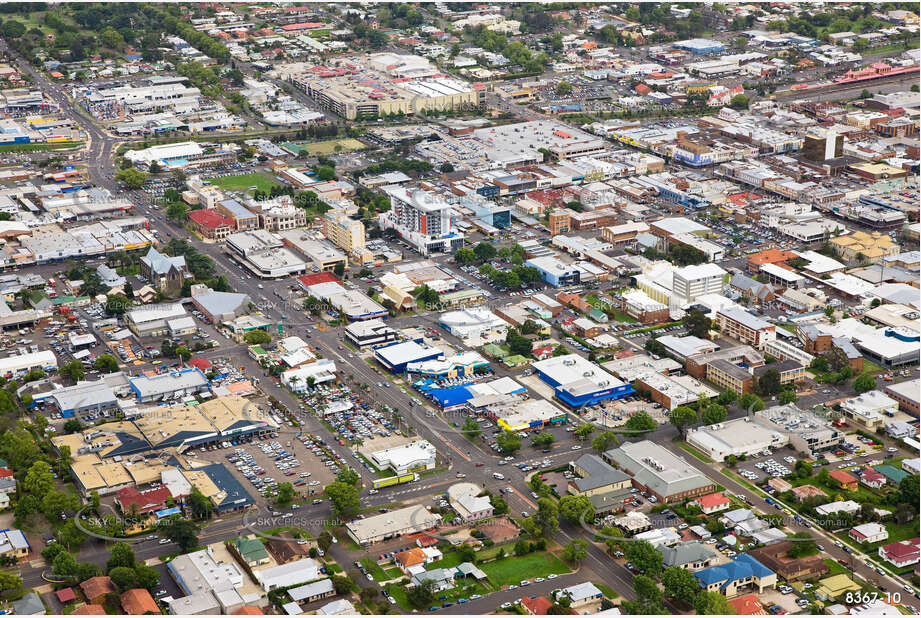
[253,558,320,591]
[0,350,58,374]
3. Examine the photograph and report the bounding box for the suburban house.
[748,541,830,582]
[661,541,719,570]
[849,523,888,544]
[859,467,887,490]
[829,469,859,491]
[693,554,777,598]
[878,538,920,568]
[690,492,731,514]
[553,582,604,608]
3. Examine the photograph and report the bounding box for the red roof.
[116,486,172,515]
[187,357,213,371]
[521,596,554,615]
[188,208,235,230]
[411,533,439,547]
[695,492,730,508]
[881,538,920,560]
[860,467,886,483]
[829,469,858,485]
[233,608,264,615]
[73,605,107,615]
[728,594,766,615]
[297,272,340,288]
[635,84,652,95]
[56,588,76,603]
[120,589,160,615]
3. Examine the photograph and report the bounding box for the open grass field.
[284,138,366,155]
[480,551,570,587]
[209,172,278,194]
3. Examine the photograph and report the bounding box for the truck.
[371,472,418,490]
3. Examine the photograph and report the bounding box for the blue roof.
[428,386,476,408]
[694,554,773,590]
[156,507,182,519]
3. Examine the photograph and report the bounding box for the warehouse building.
[0,349,58,377]
[125,303,189,337]
[604,440,716,503]
[532,354,634,408]
[369,440,437,474]
[344,319,399,348]
[129,368,210,403]
[486,398,569,433]
[374,339,443,373]
[346,504,441,545]
[49,381,119,418]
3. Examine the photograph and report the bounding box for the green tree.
[624,411,657,435]
[558,495,595,524]
[24,461,55,496]
[134,563,160,590]
[115,168,148,189]
[166,202,189,222]
[331,574,353,595]
[454,248,476,265]
[532,432,555,447]
[556,80,574,96]
[756,369,783,396]
[716,389,738,406]
[407,578,437,608]
[573,423,595,441]
[670,406,698,436]
[93,354,119,373]
[853,373,875,394]
[336,467,359,486]
[531,497,559,538]
[53,550,79,578]
[0,570,21,592]
[107,542,136,572]
[316,166,336,181]
[174,346,191,362]
[591,431,618,452]
[695,590,736,614]
[779,390,798,404]
[59,359,86,382]
[663,566,699,605]
[738,393,764,412]
[683,309,712,339]
[700,404,727,426]
[160,518,200,552]
[109,566,139,591]
[621,575,665,614]
[729,93,749,110]
[461,416,482,440]
[317,532,334,553]
[187,488,214,520]
[787,532,817,558]
[496,430,522,453]
[623,540,663,576]
[324,481,360,518]
[473,242,497,261]
[57,521,87,551]
[276,482,296,506]
[561,539,588,564]
[244,330,272,345]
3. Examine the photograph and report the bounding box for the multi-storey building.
[379,186,464,256]
[716,308,776,350]
[323,209,366,255]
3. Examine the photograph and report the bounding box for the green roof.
[482,344,507,358]
[249,345,267,356]
[503,355,528,367]
[442,289,485,302]
[233,537,269,563]
[873,464,909,483]
[588,308,608,323]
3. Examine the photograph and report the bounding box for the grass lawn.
[427,550,466,571]
[861,358,885,375]
[678,441,713,463]
[612,311,638,323]
[384,567,403,579]
[360,557,392,582]
[385,584,410,610]
[823,559,848,576]
[595,583,618,599]
[0,141,84,152]
[284,138,366,155]
[480,552,570,587]
[778,323,796,333]
[209,172,278,194]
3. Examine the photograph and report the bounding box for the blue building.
[694,554,776,596]
[525,256,581,287]
[374,339,443,373]
[531,354,634,408]
[674,38,726,54]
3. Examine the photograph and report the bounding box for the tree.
[24,461,55,497]
[316,166,336,181]
[670,406,699,436]
[57,521,87,551]
[716,389,738,406]
[0,571,21,592]
[663,566,699,605]
[187,488,213,520]
[115,168,148,189]
[591,432,618,452]
[623,540,663,576]
[76,562,100,582]
[489,494,509,515]
[174,346,191,363]
[506,329,533,357]
[700,404,727,426]
[757,369,783,396]
[166,202,189,222]
[621,575,665,615]
[63,419,84,434]
[317,532,334,553]
[93,354,119,373]
[53,551,79,578]
[109,566,139,591]
[107,542,136,571]
[729,93,749,110]
[561,539,587,565]
[794,460,813,479]
[1,20,26,38]
[461,416,482,440]
[624,411,657,435]
[407,578,437,608]
[532,432,555,447]
[324,481,360,518]
[244,330,272,345]
[134,563,160,590]
[473,242,497,261]
[276,482,296,506]
[853,373,875,394]
[454,247,476,265]
[695,590,736,615]
[532,497,559,538]
[59,359,86,382]
[496,430,522,453]
[897,474,919,507]
[574,423,595,441]
[160,518,200,552]
[683,309,711,339]
[331,574,353,595]
[786,532,817,558]
[779,390,798,404]
[738,393,764,412]
[336,467,359,486]
[559,495,595,524]
[556,80,574,96]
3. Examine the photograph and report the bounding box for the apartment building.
[323,209,366,255]
[715,308,776,350]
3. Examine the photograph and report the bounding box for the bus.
[372,472,419,490]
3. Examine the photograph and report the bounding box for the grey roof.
[129,368,209,400]
[710,358,752,381]
[141,247,186,275]
[832,337,862,360]
[288,578,334,601]
[411,568,454,586]
[571,454,631,492]
[50,381,118,412]
[605,440,713,499]
[661,541,717,567]
[193,291,250,319]
[730,274,772,300]
[753,359,803,376]
[13,592,44,615]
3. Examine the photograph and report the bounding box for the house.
[660,541,719,570]
[265,535,313,564]
[410,567,455,592]
[81,576,117,605]
[72,605,106,615]
[878,538,920,568]
[13,591,45,615]
[288,579,335,604]
[394,546,443,573]
[828,469,858,491]
[791,484,827,503]
[693,554,777,597]
[139,247,188,293]
[748,541,829,582]
[727,594,766,616]
[0,528,30,561]
[849,523,888,544]
[521,596,554,615]
[815,500,860,516]
[231,537,271,567]
[56,589,76,605]
[120,588,161,615]
[690,492,730,514]
[815,573,862,601]
[874,464,909,485]
[859,467,887,490]
[553,582,603,608]
[316,599,356,615]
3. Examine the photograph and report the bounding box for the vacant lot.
[284,138,366,155]
[209,172,278,194]
[480,552,570,587]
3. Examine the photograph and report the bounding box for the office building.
[604,440,716,503]
[715,308,776,350]
[378,186,464,256]
[532,354,634,408]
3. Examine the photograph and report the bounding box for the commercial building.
[281,359,338,393]
[0,349,58,377]
[568,454,633,514]
[129,368,210,403]
[345,504,441,545]
[50,381,119,418]
[603,440,716,503]
[486,398,568,433]
[374,340,443,373]
[252,558,321,592]
[715,308,776,350]
[532,354,633,408]
[369,440,437,474]
[344,319,399,348]
[840,391,898,430]
[439,307,508,340]
[226,230,307,279]
[885,379,920,417]
[125,303,189,337]
[706,358,755,395]
[658,335,719,361]
[636,372,718,411]
[524,256,582,287]
[303,280,388,322]
[278,230,347,272]
[378,186,464,256]
[323,209,365,255]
